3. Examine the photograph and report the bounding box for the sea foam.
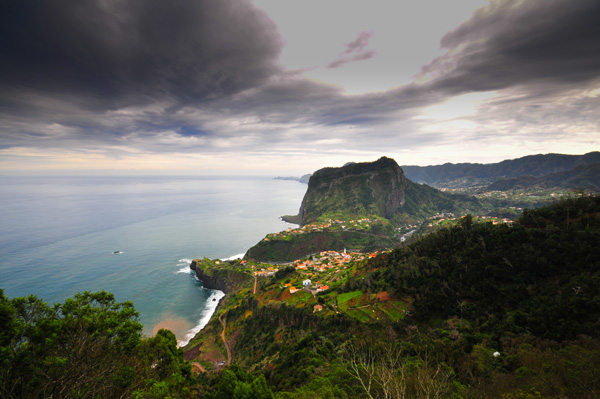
[178,289,225,347]
[174,258,194,274]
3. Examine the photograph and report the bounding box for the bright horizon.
[0,1,598,176]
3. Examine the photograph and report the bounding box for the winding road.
[218,311,232,366]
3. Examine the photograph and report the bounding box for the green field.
[345,308,371,323]
[337,290,363,305]
[377,301,407,322]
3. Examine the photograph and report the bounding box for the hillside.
[183,194,600,398]
[487,162,600,191]
[401,151,600,188]
[248,157,484,262]
[5,192,599,398]
[286,156,482,226]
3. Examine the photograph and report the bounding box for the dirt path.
[218,311,232,365]
[253,275,257,294]
[191,362,206,374]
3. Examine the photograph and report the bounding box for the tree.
[341,339,454,399]
[0,290,197,399]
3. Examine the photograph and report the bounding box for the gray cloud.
[327,31,377,69]
[419,0,600,94]
[344,31,373,54]
[0,0,597,165]
[0,0,282,112]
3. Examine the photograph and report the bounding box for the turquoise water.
[0,176,306,344]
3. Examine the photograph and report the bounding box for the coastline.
[181,254,255,349]
[177,251,245,347]
[178,288,225,347]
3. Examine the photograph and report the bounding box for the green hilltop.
[248,157,484,262]
[285,156,482,226]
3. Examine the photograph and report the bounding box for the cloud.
[0,0,282,111]
[0,0,597,172]
[327,31,377,69]
[418,0,600,94]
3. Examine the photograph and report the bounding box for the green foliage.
[275,375,349,399]
[6,196,600,398]
[0,290,196,399]
[204,196,600,398]
[358,195,600,342]
[203,365,274,399]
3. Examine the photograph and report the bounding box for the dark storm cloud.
[0,0,282,112]
[420,0,600,94]
[1,0,597,161]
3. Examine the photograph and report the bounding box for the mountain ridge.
[401,151,600,187]
[274,151,600,190]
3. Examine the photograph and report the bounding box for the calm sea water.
[0,176,306,344]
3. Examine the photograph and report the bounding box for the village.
[220,211,516,320]
[233,247,408,323]
[242,248,386,296]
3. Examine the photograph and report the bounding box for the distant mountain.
[273,174,312,184]
[286,156,482,226]
[488,162,600,191]
[401,151,600,188]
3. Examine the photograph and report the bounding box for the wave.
[174,258,194,274]
[221,252,245,261]
[175,266,192,274]
[178,289,225,347]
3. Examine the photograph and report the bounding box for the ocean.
[0,175,306,345]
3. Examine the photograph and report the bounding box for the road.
[218,311,232,366]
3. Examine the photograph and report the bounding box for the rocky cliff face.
[190,259,252,293]
[292,157,408,225]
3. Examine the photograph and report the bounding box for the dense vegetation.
[359,195,600,342]
[3,195,600,398]
[0,291,195,398]
[196,195,600,398]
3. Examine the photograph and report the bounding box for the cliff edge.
[190,258,253,293]
[285,157,408,226]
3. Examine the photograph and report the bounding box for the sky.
[0,0,599,175]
